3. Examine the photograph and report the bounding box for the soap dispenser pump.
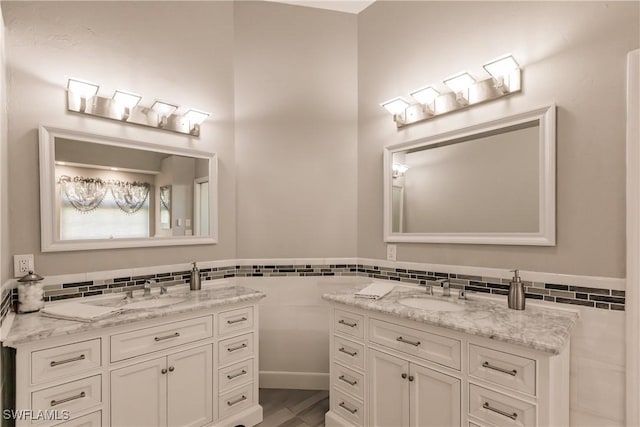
[508,269,526,310]
[190,262,201,291]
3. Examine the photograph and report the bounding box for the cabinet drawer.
[469,344,536,396]
[333,336,365,371]
[110,316,213,362]
[331,388,364,427]
[218,383,254,420]
[469,384,536,427]
[218,359,254,392]
[53,411,101,427]
[31,375,101,424]
[334,310,364,340]
[218,306,254,337]
[333,362,365,400]
[32,339,101,385]
[219,333,254,366]
[369,318,461,370]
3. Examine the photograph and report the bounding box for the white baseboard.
[259,370,329,390]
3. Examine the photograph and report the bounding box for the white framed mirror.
[39,125,218,252]
[383,104,556,246]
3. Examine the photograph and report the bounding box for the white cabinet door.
[410,362,461,427]
[167,345,213,427]
[111,357,168,427]
[369,349,410,427]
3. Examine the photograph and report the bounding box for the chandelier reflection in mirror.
[66,78,210,137]
[380,55,521,128]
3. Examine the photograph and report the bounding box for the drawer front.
[369,318,461,370]
[333,362,365,400]
[469,384,536,427]
[218,306,254,337]
[110,316,213,362]
[218,383,254,420]
[218,333,254,366]
[469,344,536,396]
[32,339,101,385]
[218,359,254,392]
[53,411,101,427]
[331,388,364,427]
[333,336,365,371]
[334,310,364,340]
[31,375,101,424]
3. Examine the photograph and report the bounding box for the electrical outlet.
[14,254,35,277]
[386,244,397,261]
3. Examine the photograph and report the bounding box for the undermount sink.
[397,297,465,312]
[122,297,187,310]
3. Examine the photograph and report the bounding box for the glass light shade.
[444,73,476,93]
[410,86,440,104]
[381,97,410,115]
[113,90,142,109]
[67,78,99,99]
[151,101,178,117]
[392,163,409,175]
[483,55,520,78]
[184,109,210,125]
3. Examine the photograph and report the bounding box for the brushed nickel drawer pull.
[50,391,85,407]
[338,319,357,328]
[227,317,248,324]
[338,347,357,357]
[50,354,85,367]
[338,375,357,386]
[154,332,180,341]
[396,336,421,347]
[227,343,248,352]
[227,369,247,380]
[227,395,247,406]
[483,402,518,420]
[482,361,518,376]
[339,401,358,414]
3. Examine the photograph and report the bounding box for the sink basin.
[398,297,465,312]
[123,297,186,310]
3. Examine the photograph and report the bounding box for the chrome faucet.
[143,279,167,296]
[426,278,450,296]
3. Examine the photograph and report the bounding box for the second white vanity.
[322,285,578,427]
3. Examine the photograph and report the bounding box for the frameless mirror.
[39,125,218,251]
[384,104,555,245]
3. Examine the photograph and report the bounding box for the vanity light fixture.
[66,78,210,137]
[392,163,409,178]
[380,55,522,128]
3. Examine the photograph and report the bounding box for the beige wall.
[358,1,639,278]
[1,6,8,283]
[234,2,358,258]
[2,1,236,276]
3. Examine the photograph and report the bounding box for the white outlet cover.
[13,254,35,277]
[387,244,397,261]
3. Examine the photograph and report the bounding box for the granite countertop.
[322,285,579,355]
[3,283,265,346]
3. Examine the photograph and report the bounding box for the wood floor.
[258,388,329,427]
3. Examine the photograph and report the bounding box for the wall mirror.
[39,125,218,252]
[383,104,555,245]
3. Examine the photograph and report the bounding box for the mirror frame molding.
[39,125,219,252]
[383,104,556,246]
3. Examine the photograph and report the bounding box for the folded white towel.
[355,282,395,300]
[41,302,123,322]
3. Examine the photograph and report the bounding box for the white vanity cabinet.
[10,302,262,427]
[325,304,571,427]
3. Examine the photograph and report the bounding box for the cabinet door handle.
[338,401,358,414]
[227,343,248,352]
[401,373,407,379]
[483,402,518,420]
[50,354,85,367]
[396,336,421,347]
[227,395,247,406]
[50,391,85,407]
[338,319,357,328]
[154,332,180,341]
[227,317,248,324]
[338,347,357,357]
[161,368,168,374]
[482,361,517,376]
[168,366,175,372]
[408,375,414,382]
[338,375,358,386]
[227,369,247,380]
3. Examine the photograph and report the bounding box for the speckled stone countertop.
[322,285,579,355]
[3,284,265,346]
